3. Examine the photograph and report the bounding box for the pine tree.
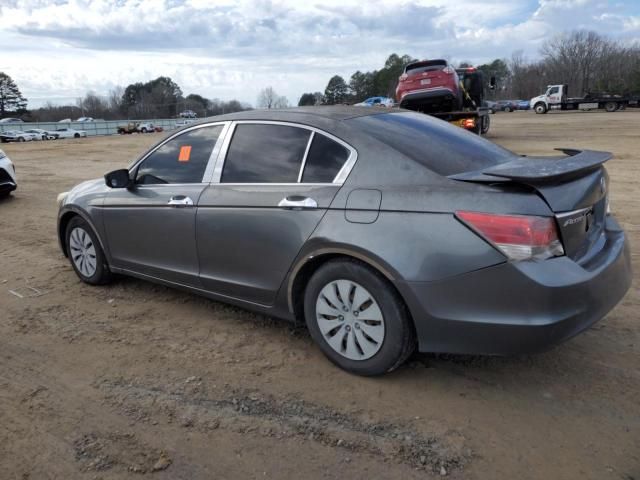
[0,72,28,117]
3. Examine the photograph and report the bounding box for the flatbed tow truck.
[531,84,637,114]
[401,67,494,135]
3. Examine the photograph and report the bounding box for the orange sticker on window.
[178,146,192,162]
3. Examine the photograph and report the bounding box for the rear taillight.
[399,73,408,81]
[443,66,455,74]
[456,211,565,261]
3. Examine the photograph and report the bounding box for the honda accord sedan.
[57,107,631,376]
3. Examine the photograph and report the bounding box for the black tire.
[65,216,113,285]
[534,103,547,114]
[74,133,80,138]
[604,101,617,112]
[504,106,512,112]
[481,114,490,135]
[141,128,147,133]
[18,137,25,142]
[303,259,415,376]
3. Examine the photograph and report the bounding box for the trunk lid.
[450,149,611,261]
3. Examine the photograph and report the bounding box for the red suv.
[396,59,462,113]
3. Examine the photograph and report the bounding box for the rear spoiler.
[449,149,612,183]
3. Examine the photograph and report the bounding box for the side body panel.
[196,184,340,305]
[102,184,207,286]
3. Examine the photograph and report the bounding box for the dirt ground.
[0,110,638,480]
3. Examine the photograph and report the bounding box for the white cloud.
[0,0,638,107]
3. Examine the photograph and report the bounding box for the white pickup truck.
[530,84,632,114]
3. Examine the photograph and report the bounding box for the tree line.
[0,73,250,122]
[299,30,640,106]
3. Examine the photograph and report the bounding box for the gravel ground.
[0,110,638,479]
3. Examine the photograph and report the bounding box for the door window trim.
[210,120,358,185]
[127,121,231,186]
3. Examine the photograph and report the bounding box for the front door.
[102,124,224,286]
[196,122,355,305]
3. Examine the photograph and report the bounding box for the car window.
[221,124,310,183]
[549,86,559,94]
[135,125,223,185]
[301,134,350,183]
[350,112,513,176]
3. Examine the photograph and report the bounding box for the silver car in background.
[57,107,631,376]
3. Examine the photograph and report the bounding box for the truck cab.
[531,84,567,113]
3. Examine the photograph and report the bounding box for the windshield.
[349,112,514,176]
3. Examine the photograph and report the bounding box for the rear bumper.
[397,216,632,355]
[399,87,458,106]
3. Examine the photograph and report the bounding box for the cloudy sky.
[1,0,639,108]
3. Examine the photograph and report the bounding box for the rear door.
[196,121,356,305]
[102,123,226,286]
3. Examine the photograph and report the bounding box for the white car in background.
[76,117,94,122]
[54,128,87,139]
[0,117,24,124]
[24,128,57,140]
[0,148,17,197]
[0,130,35,142]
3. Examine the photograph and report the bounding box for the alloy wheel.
[69,227,97,278]
[315,280,385,360]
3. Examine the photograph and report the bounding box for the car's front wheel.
[74,133,80,138]
[66,217,112,285]
[304,259,415,376]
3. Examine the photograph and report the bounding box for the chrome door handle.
[167,195,194,207]
[278,196,318,209]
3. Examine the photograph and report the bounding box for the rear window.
[349,112,514,176]
[301,133,350,183]
[405,60,447,75]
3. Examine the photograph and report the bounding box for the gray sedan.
[57,107,631,376]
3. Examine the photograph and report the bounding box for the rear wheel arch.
[288,250,408,324]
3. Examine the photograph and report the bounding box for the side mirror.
[104,169,131,189]
[489,76,496,89]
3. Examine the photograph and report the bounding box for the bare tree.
[257,86,277,109]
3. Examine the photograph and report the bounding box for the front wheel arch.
[58,209,108,261]
[534,102,547,114]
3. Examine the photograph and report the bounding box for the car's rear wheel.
[66,217,112,285]
[18,137,25,142]
[304,259,415,376]
[74,133,80,138]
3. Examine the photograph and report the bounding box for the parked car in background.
[175,119,196,128]
[178,110,197,118]
[0,130,34,142]
[396,59,462,113]
[496,100,518,112]
[0,117,24,124]
[154,126,164,133]
[76,117,94,122]
[138,122,156,133]
[0,148,17,197]
[354,97,395,108]
[24,128,57,140]
[58,118,72,123]
[484,100,497,114]
[516,100,530,110]
[54,128,87,139]
[56,107,631,376]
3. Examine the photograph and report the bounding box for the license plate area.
[420,78,431,85]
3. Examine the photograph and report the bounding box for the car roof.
[195,106,394,126]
